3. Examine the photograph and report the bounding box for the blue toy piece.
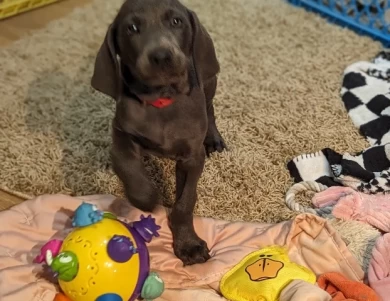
[71,202,103,227]
[288,0,390,47]
[95,294,122,301]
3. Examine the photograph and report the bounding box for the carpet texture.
[0,0,384,268]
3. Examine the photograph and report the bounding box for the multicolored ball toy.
[34,202,164,301]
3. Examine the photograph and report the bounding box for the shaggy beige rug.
[0,0,383,269]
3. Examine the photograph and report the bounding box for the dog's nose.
[149,48,172,67]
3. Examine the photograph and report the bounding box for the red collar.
[148,98,174,108]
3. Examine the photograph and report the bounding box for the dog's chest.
[117,89,208,158]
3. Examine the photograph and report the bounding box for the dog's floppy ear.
[91,23,121,100]
[188,10,220,85]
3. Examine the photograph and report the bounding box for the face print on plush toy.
[220,246,316,301]
[245,254,284,281]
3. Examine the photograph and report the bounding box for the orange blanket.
[318,272,380,301]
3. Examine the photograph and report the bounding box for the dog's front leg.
[111,129,159,212]
[170,148,210,265]
[203,76,226,156]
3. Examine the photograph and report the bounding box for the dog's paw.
[204,128,227,156]
[173,235,210,266]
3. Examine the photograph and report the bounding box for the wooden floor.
[0,0,92,47]
[0,190,26,211]
[0,0,92,208]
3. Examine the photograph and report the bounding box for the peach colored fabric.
[0,194,364,301]
[160,282,333,301]
[280,280,332,301]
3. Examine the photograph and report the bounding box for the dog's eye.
[171,17,182,27]
[127,24,139,34]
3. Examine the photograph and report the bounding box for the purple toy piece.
[34,239,63,264]
[121,222,150,301]
[131,215,161,243]
[107,235,136,263]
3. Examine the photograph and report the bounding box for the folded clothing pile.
[285,50,390,301]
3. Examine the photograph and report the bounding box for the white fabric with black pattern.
[287,51,390,193]
[341,51,390,146]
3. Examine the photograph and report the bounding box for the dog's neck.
[121,64,192,103]
[119,60,199,107]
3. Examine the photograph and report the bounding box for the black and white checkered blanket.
[342,51,390,145]
[287,51,390,193]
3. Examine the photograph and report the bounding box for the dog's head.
[91,0,219,100]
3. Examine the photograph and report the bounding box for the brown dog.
[91,0,226,265]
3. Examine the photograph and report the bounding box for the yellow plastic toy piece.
[0,0,62,21]
[58,218,140,301]
[220,245,316,301]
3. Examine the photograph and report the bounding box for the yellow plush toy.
[220,245,316,301]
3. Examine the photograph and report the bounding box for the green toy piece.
[141,272,165,301]
[102,212,117,220]
[46,250,79,282]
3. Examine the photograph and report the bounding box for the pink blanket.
[0,194,364,301]
[368,233,390,301]
[312,186,390,233]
